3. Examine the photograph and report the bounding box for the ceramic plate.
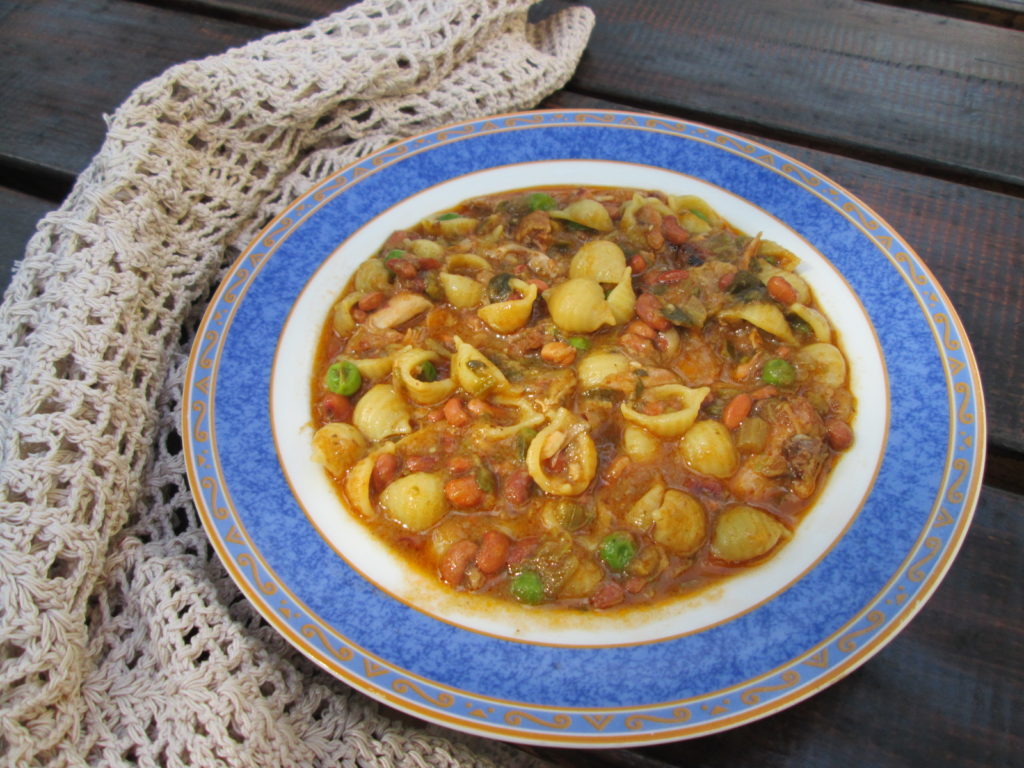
[183,110,985,746]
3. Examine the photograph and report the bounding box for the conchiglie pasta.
[470,396,545,440]
[719,301,797,345]
[353,259,391,292]
[526,408,598,496]
[351,356,394,381]
[477,279,537,333]
[353,384,412,441]
[343,444,394,519]
[569,240,626,283]
[651,490,707,556]
[311,423,367,476]
[679,420,739,478]
[332,291,365,335]
[605,267,636,324]
[393,348,456,405]
[451,336,508,396]
[621,193,673,232]
[549,198,613,232]
[788,303,832,343]
[711,505,790,563]
[379,472,447,531]
[621,424,660,462]
[544,278,616,334]
[621,384,709,438]
[439,272,484,308]
[793,342,847,389]
[578,352,630,389]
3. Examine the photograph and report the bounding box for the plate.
[183,110,985,746]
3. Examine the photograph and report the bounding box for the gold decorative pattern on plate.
[300,624,354,661]
[224,268,250,304]
[392,679,455,708]
[625,707,692,730]
[740,670,801,705]
[907,537,943,583]
[504,711,572,729]
[946,458,970,503]
[837,610,886,652]
[261,217,294,248]
[235,553,277,595]
[198,477,227,519]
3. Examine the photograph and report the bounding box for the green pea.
[510,569,545,604]
[761,358,796,387]
[383,249,405,262]
[325,360,362,396]
[599,532,636,572]
[567,336,590,352]
[418,360,438,382]
[437,212,460,221]
[526,192,556,211]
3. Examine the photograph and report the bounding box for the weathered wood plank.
[545,91,1023,455]
[549,0,1024,188]
[0,0,273,178]
[534,482,1023,768]
[140,0,354,29]
[0,187,57,294]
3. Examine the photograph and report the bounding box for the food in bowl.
[309,186,855,610]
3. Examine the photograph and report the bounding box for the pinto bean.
[825,418,854,450]
[357,291,386,311]
[405,454,439,472]
[722,393,753,430]
[634,293,670,330]
[504,470,532,505]
[386,258,418,279]
[447,455,475,474]
[619,332,655,358]
[506,537,539,566]
[662,214,690,244]
[541,341,576,366]
[440,540,478,586]
[371,453,398,493]
[467,398,500,417]
[443,397,471,427]
[416,257,442,270]
[629,253,647,273]
[445,476,484,508]
[320,393,352,423]
[475,531,511,575]
[626,320,657,339]
[590,581,625,609]
[767,275,798,305]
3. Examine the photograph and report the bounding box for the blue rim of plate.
[183,109,985,746]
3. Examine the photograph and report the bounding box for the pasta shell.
[393,347,456,405]
[621,384,709,438]
[409,239,444,260]
[667,195,722,228]
[379,472,447,531]
[476,279,538,334]
[353,384,412,441]
[470,395,545,440]
[621,424,660,461]
[445,253,489,272]
[451,336,508,396]
[625,481,666,529]
[438,216,478,238]
[718,301,797,345]
[311,423,367,477]
[569,240,626,283]
[578,352,631,389]
[332,291,365,335]
[650,490,707,556]
[549,199,613,232]
[343,443,394,519]
[605,267,636,325]
[351,356,394,381]
[353,259,391,292]
[621,193,673,232]
[439,272,485,308]
[679,420,739,478]
[367,292,432,330]
[544,278,616,334]
[793,342,847,390]
[526,408,598,496]
[788,303,832,342]
[711,505,790,563]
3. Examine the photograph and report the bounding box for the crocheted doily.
[0,2,593,764]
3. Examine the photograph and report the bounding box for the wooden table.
[2,1,1020,765]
